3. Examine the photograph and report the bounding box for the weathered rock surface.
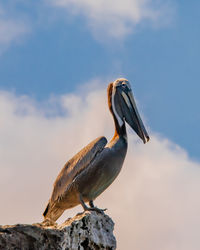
[0,211,116,250]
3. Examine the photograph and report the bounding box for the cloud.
[0,83,200,250]
[0,3,29,52]
[0,19,29,44]
[47,0,174,39]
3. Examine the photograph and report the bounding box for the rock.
[0,211,116,250]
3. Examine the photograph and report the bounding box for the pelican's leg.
[89,200,107,212]
[89,200,94,208]
[79,195,89,211]
[80,195,107,213]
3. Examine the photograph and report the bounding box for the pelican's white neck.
[111,86,124,127]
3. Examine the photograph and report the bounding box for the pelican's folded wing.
[50,136,107,202]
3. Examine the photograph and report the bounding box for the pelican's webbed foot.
[89,200,107,213]
[79,195,107,214]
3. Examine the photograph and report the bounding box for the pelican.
[43,78,149,222]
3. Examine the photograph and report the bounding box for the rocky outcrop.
[0,211,116,250]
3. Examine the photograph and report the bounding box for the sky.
[0,1,200,249]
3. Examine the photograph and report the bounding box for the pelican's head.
[108,78,150,143]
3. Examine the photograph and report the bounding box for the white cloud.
[0,83,200,250]
[47,0,174,39]
[0,4,29,52]
[0,19,28,45]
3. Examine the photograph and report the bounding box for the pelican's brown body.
[43,79,149,222]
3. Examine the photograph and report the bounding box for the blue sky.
[1,1,200,249]
[0,0,199,159]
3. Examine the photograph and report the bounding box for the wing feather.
[50,136,107,202]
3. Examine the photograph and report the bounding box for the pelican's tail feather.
[43,202,65,222]
[43,202,50,217]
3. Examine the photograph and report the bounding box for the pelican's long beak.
[119,87,150,143]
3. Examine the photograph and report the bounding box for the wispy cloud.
[0,3,30,53]
[0,19,29,45]
[47,0,174,39]
[0,0,175,51]
[0,82,199,249]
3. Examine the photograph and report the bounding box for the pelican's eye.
[122,81,131,90]
[117,82,131,92]
[113,79,131,90]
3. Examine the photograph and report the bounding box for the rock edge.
[0,211,116,250]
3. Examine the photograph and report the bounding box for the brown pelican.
[43,78,149,222]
